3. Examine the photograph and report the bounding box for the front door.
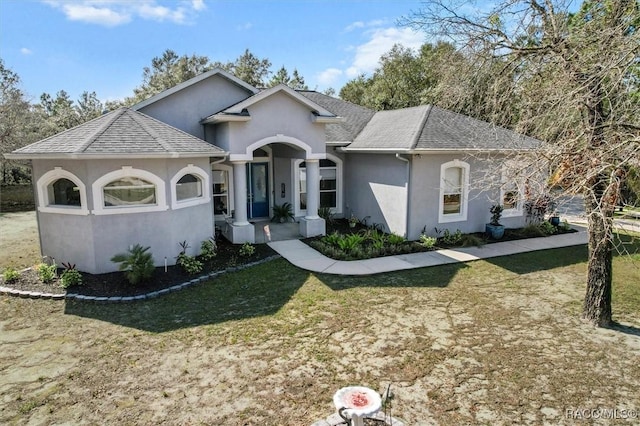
[247,162,269,218]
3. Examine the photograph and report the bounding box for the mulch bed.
[1,238,277,298]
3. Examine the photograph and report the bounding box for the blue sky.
[0,0,434,103]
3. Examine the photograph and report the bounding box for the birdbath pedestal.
[333,386,382,426]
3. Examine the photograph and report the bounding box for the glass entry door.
[246,162,269,218]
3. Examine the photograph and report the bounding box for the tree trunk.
[582,182,613,327]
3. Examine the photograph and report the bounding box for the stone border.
[0,255,281,303]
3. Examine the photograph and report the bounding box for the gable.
[133,70,257,139]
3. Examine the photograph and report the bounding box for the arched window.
[93,167,167,215]
[176,174,202,201]
[170,164,210,210]
[49,178,81,206]
[439,160,470,223]
[36,168,88,215]
[103,177,156,206]
[294,155,342,216]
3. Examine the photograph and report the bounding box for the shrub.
[386,233,406,245]
[322,231,344,247]
[460,234,486,247]
[519,223,548,237]
[539,221,556,236]
[337,234,365,253]
[200,238,217,260]
[3,267,20,283]
[559,220,572,232]
[439,229,463,245]
[110,244,155,286]
[318,206,334,224]
[271,202,295,223]
[489,204,504,226]
[177,254,203,275]
[419,235,437,249]
[239,242,255,257]
[60,269,83,288]
[36,263,57,284]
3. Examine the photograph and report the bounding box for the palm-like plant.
[110,244,155,286]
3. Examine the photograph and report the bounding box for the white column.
[232,161,249,226]
[305,159,320,219]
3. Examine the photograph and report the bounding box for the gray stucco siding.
[31,157,214,273]
[407,154,526,240]
[223,92,327,157]
[344,153,408,236]
[138,75,253,139]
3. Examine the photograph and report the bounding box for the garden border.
[0,255,281,303]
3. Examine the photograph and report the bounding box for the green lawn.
[1,242,639,425]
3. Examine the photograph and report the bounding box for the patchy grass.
[1,245,639,425]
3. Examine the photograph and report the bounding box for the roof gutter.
[4,152,229,160]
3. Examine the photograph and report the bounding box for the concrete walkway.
[268,228,589,276]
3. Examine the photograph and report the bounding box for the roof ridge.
[127,109,177,153]
[76,108,127,153]
[411,105,433,150]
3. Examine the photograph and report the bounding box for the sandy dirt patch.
[0,211,40,270]
[1,255,639,425]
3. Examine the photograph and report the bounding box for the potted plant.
[548,199,560,226]
[271,202,295,223]
[348,214,358,228]
[486,204,505,239]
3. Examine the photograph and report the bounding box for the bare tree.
[403,0,640,327]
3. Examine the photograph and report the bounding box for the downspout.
[395,153,411,238]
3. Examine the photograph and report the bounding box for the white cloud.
[191,0,206,11]
[42,0,206,26]
[317,68,343,86]
[345,27,424,78]
[20,48,33,55]
[236,22,253,31]
[344,19,387,32]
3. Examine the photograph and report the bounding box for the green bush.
[200,238,217,260]
[440,229,463,245]
[36,263,57,284]
[539,221,556,235]
[177,254,203,275]
[60,269,83,288]
[239,242,255,257]
[322,231,343,247]
[110,244,155,286]
[3,267,20,283]
[318,206,334,224]
[386,233,406,245]
[460,234,486,247]
[419,235,437,249]
[337,234,365,253]
[520,223,548,237]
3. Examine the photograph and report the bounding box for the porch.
[217,219,305,244]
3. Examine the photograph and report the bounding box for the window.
[439,160,469,223]
[213,170,229,216]
[103,177,156,207]
[49,178,81,206]
[295,156,342,216]
[501,162,524,217]
[176,174,202,201]
[170,164,210,210]
[93,167,167,215]
[36,168,89,215]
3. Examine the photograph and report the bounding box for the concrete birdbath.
[333,386,382,426]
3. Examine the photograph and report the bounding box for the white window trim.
[212,164,234,221]
[438,160,470,223]
[501,164,524,218]
[170,164,211,210]
[36,167,89,216]
[293,154,343,217]
[92,166,168,215]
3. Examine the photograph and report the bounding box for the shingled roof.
[8,108,225,159]
[415,106,540,151]
[299,91,375,144]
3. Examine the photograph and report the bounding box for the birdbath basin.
[333,386,382,426]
